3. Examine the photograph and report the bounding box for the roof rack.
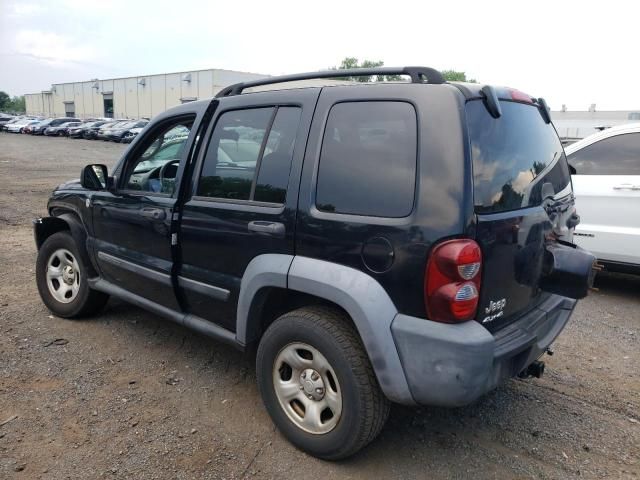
[215,66,445,97]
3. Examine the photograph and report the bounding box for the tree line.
[0,92,26,114]
[331,57,476,83]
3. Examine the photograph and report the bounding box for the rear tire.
[256,305,389,460]
[36,231,109,318]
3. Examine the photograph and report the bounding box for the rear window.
[316,101,417,217]
[467,100,570,214]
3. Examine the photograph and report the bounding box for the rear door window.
[316,101,417,217]
[197,107,301,204]
[467,100,570,213]
[567,133,640,175]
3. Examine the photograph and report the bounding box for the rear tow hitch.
[519,360,545,379]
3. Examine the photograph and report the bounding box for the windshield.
[467,100,570,214]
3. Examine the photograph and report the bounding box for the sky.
[1,0,638,111]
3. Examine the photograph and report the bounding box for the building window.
[103,94,114,118]
[64,102,75,117]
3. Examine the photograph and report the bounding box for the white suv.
[565,123,640,273]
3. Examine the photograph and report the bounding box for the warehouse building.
[24,68,270,119]
[551,108,640,142]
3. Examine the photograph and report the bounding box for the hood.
[55,178,83,190]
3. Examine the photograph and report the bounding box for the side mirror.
[81,164,110,190]
[569,164,577,175]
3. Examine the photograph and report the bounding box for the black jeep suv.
[34,67,596,460]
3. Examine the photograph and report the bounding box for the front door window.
[122,121,193,195]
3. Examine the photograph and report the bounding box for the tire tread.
[260,304,390,459]
[36,231,108,318]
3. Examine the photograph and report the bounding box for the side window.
[316,101,417,217]
[255,107,302,203]
[197,107,301,203]
[123,119,193,194]
[568,133,640,175]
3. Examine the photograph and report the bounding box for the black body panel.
[296,83,470,319]
[178,88,320,331]
[474,207,552,331]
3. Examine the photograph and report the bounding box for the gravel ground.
[0,133,638,479]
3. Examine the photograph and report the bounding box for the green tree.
[0,93,25,113]
[0,91,10,110]
[331,59,477,83]
[331,57,401,82]
[440,70,477,83]
[8,96,26,113]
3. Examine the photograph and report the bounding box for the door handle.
[613,184,640,190]
[140,208,166,220]
[248,221,285,236]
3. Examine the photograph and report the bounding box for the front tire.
[256,306,390,460]
[36,231,109,318]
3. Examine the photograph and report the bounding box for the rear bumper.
[390,294,576,407]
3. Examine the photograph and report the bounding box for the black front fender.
[33,214,98,278]
[33,216,69,249]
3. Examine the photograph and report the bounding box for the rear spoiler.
[451,83,552,124]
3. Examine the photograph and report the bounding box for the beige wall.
[149,75,165,118]
[25,92,54,117]
[25,68,335,119]
[24,69,343,124]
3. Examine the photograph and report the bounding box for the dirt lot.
[0,133,638,479]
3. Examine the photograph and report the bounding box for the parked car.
[105,119,149,142]
[32,117,80,135]
[1,116,24,131]
[21,118,45,134]
[33,67,596,460]
[83,121,118,140]
[6,118,40,133]
[44,121,82,136]
[565,123,640,273]
[22,122,40,134]
[24,118,51,134]
[120,127,143,143]
[0,114,14,129]
[96,120,130,140]
[68,121,109,139]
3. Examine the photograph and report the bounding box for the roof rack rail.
[215,66,445,97]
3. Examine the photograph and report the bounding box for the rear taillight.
[424,239,482,323]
